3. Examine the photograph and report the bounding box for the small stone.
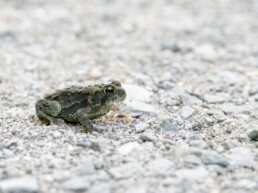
[249,83,258,95]
[117,142,142,155]
[179,94,203,105]
[76,140,91,148]
[161,119,178,132]
[124,101,156,114]
[135,123,149,133]
[124,84,152,102]
[53,171,71,182]
[175,167,209,182]
[3,139,18,149]
[223,139,240,150]
[195,44,216,61]
[90,141,103,152]
[238,134,249,142]
[201,151,229,167]
[3,149,14,158]
[188,140,208,149]
[235,179,257,190]
[161,42,181,52]
[139,133,158,143]
[169,86,185,98]
[53,131,62,139]
[207,110,227,122]
[147,158,174,177]
[88,68,102,79]
[181,106,195,119]
[131,113,141,119]
[225,147,256,169]
[125,185,148,193]
[220,103,237,115]
[183,154,202,165]
[74,161,95,176]
[61,177,89,191]
[204,117,215,125]
[0,176,39,193]
[24,44,50,59]
[204,94,229,104]
[246,127,258,141]
[212,72,235,85]
[3,167,26,178]
[108,163,141,180]
[85,171,110,183]
[0,26,14,39]
[87,184,111,193]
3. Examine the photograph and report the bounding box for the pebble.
[169,86,185,98]
[220,103,237,115]
[225,147,255,169]
[135,122,149,133]
[3,167,26,178]
[88,184,111,193]
[201,151,229,167]
[207,110,227,122]
[85,171,110,183]
[235,179,257,190]
[161,119,178,132]
[125,185,148,193]
[175,167,209,182]
[181,106,195,119]
[248,83,258,95]
[2,149,14,158]
[246,127,258,141]
[131,112,142,119]
[0,26,14,39]
[179,94,203,105]
[123,84,151,102]
[195,44,216,61]
[0,176,39,193]
[52,131,62,139]
[74,161,95,175]
[209,71,243,86]
[223,139,240,150]
[124,100,157,114]
[161,42,181,52]
[139,133,158,143]
[90,141,104,152]
[117,142,142,155]
[147,158,174,177]
[204,116,215,125]
[183,154,202,165]
[88,68,102,79]
[3,139,18,149]
[188,139,208,149]
[204,94,229,104]
[24,44,50,59]
[53,170,71,182]
[60,177,89,191]
[108,163,141,180]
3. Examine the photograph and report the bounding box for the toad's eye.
[105,86,114,95]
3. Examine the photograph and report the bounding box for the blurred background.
[0,0,258,193]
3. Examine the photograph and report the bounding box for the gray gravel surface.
[1,0,258,193]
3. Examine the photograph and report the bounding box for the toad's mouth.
[101,95,126,106]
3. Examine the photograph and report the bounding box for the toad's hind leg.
[35,99,62,125]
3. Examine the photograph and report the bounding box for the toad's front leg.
[76,107,109,133]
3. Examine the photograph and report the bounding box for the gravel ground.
[1,0,258,192]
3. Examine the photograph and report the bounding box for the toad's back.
[45,86,100,109]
